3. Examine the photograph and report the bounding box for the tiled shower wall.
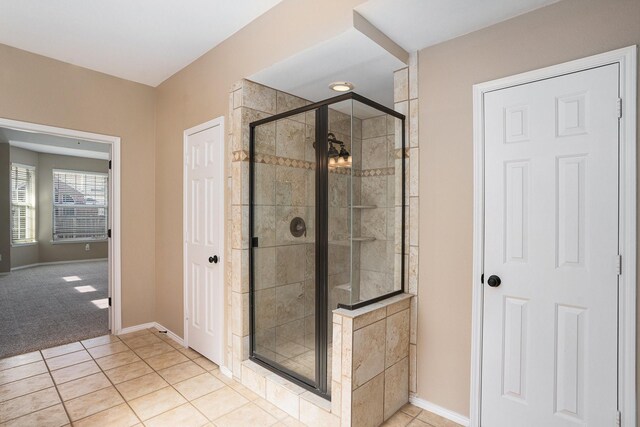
[394,53,419,395]
[357,115,397,301]
[227,80,369,381]
[252,105,317,380]
[327,109,360,310]
[229,81,317,380]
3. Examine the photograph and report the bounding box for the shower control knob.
[487,275,501,287]
[209,255,219,264]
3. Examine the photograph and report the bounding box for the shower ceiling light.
[329,81,354,92]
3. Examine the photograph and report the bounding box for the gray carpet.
[0,261,109,358]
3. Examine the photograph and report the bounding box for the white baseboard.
[11,258,108,271]
[116,321,233,374]
[118,322,156,335]
[220,365,233,378]
[118,322,186,348]
[153,322,185,347]
[410,396,470,427]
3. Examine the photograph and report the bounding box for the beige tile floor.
[381,404,463,427]
[0,328,457,427]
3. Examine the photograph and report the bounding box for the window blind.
[53,170,108,241]
[11,164,36,244]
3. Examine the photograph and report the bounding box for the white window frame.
[52,168,109,243]
[10,163,37,245]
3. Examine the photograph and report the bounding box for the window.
[53,170,108,241]
[11,164,36,244]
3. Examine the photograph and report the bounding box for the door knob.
[487,275,501,287]
[209,255,219,264]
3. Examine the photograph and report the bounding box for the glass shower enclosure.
[249,92,406,398]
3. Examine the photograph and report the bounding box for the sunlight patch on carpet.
[91,298,109,309]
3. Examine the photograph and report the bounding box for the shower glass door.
[249,92,405,399]
[250,109,318,387]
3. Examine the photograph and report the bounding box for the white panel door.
[107,150,113,333]
[185,120,224,366]
[482,64,619,426]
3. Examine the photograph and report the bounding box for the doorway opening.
[0,118,121,358]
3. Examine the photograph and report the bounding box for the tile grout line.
[0,331,162,425]
[161,334,233,425]
[3,332,443,427]
[0,350,97,423]
[48,333,146,425]
[122,329,223,425]
[80,329,189,423]
[78,331,154,425]
[1,329,279,427]
[39,349,74,426]
[0,361,47,388]
[51,341,124,425]
[77,329,210,425]
[148,329,280,424]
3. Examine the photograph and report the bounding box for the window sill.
[12,241,38,247]
[50,239,108,245]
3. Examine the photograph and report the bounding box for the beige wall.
[1,0,636,418]
[155,0,367,336]
[0,43,157,328]
[417,0,640,416]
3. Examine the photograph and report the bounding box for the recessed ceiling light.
[329,81,354,92]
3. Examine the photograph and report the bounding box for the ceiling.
[0,0,560,97]
[355,0,560,52]
[249,0,560,109]
[1,128,110,160]
[250,28,405,110]
[0,0,282,86]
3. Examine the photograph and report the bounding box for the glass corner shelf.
[351,236,376,242]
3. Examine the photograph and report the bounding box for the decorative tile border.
[232,150,400,177]
[355,167,395,177]
[395,148,410,159]
[232,150,314,170]
[232,150,249,162]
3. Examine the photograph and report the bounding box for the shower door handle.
[209,255,219,264]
